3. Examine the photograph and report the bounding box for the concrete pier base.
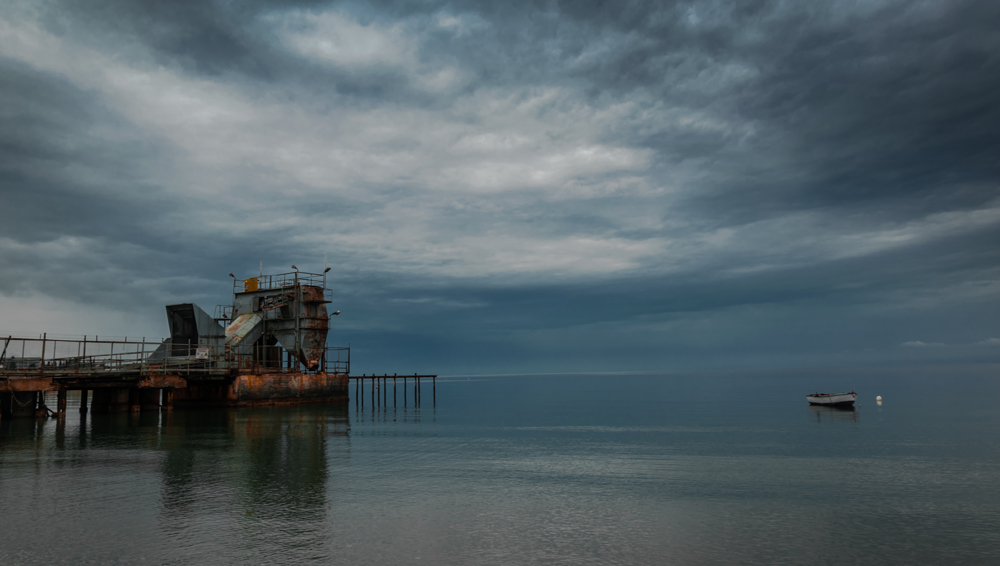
[2,373,349,415]
[91,388,131,413]
[140,389,160,411]
[10,391,38,418]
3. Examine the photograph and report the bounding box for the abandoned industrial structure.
[0,269,351,417]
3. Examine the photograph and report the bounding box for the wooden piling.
[79,389,89,413]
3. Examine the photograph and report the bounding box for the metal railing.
[0,335,350,379]
[234,271,327,294]
[323,346,350,375]
[213,305,233,325]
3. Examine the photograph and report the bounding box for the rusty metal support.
[35,391,48,418]
[40,333,46,377]
[57,389,67,414]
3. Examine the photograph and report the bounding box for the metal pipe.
[294,270,300,369]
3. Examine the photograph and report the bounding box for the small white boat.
[806,391,857,406]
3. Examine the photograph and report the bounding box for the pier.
[0,334,351,416]
[351,374,438,409]
[0,268,434,418]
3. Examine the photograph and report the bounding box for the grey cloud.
[1,0,998,372]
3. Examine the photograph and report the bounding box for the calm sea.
[2,367,999,565]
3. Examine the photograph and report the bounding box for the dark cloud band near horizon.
[1,0,998,374]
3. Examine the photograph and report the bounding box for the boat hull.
[806,392,857,406]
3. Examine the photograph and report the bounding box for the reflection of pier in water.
[158,405,351,543]
[0,396,436,562]
[808,404,859,423]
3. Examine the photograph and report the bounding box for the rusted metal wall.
[171,372,348,408]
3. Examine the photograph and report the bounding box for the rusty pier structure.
[0,269,352,417]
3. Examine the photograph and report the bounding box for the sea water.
[2,367,999,565]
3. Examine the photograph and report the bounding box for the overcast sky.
[1,0,998,374]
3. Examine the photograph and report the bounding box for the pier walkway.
[0,334,350,417]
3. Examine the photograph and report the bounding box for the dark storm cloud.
[1,0,998,370]
[0,57,170,240]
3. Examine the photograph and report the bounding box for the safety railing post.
[40,333,46,377]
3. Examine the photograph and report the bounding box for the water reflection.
[0,403,352,564]
[5,373,1000,565]
[808,404,859,423]
[153,406,350,562]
